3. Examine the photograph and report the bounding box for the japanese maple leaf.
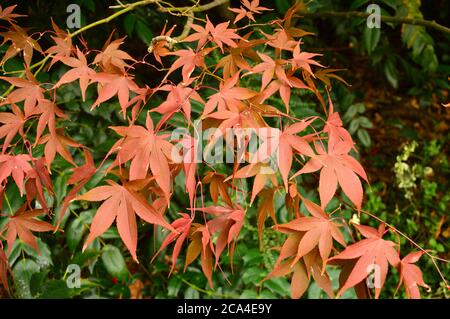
[275,197,346,267]
[230,162,277,205]
[152,213,193,274]
[184,223,214,287]
[1,207,54,254]
[0,104,25,152]
[203,71,257,116]
[183,23,210,50]
[0,24,42,66]
[398,251,429,299]
[74,180,175,261]
[202,172,233,207]
[291,42,324,76]
[0,70,44,116]
[0,5,25,23]
[57,149,97,229]
[38,128,82,168]
[0,154,32,196]
[24,157,53,211]
[275,119,316,190]
[256,72,310,112]
[91,72,143,114]
[215,34,259,80]
[324,96,354,148]
[153,83,204,126]
[0,247,10,292]
[165,48,210,84]
[35,99,67,143]
[261,29,297,51]
[229,0,272,23]
[46,20,73,67]
[173,135,199,207]
[263,257,310,299]
[109,114,173,201]
[93,38,136,73]
[255,188,277,248]
[328,224,400,298]
[291,133,368,210]
[251,52,290,91]
[265,235,335,299]
[194,205,245,267]
[151,23,176,64]
[54,49,96,101]
[206,17,241,52]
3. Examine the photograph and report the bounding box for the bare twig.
[299,10,450,36]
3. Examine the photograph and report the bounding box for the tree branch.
[299,11,450,36]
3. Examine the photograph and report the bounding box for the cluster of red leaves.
[0,3,431,298]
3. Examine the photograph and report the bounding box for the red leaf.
[399,251,429,299]
[328,224,400,298]
[74,180,175,261]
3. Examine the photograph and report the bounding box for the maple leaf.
[275,197,346,267]
[38,128,82,168]
[153,83,204,126]
[0,154,33,196]
[255,188,277,248]
[184,223,215,287]
[46,19,73,67]
[215,34,260,80]
[263,257,310,299]
[261,29,297,51]
[152,213,193,274]
[183,23,210,50]
[255,72,310,113]
[0,24,42,66]
[74,180,175,261]
[0,70,44,117]
[398,251,429,299]
[151,24,176,64]
[109,114,173,201]
[291,132,368,210]
[291,42,324,76]
[93,38,136,73]
[173,135,199,207]
[165,48,210,84]
[323,96,355,148]
[206,17,241,53]
[91,72,143,114]
[194,205,245,268]
[229,0,272,23]
[0,104,25,152]
[230,162,278,205]
[328,224,400,298]
[0,5,25,23]
[202,172,233,207]
[0,247,10,292]
[1,207,54,254]
[275,119,316,190]
[251,52,290,91]
[24,157,53,211]
[34,99,67,143]
[58,149,97,228]
[203,72,257,116]
[54,49,96,101]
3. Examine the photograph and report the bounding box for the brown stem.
[299,11,450,36]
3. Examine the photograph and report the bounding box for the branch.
[158,0,229,13]
[299,11,450,36]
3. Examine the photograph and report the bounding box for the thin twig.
[299,11,450,36]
